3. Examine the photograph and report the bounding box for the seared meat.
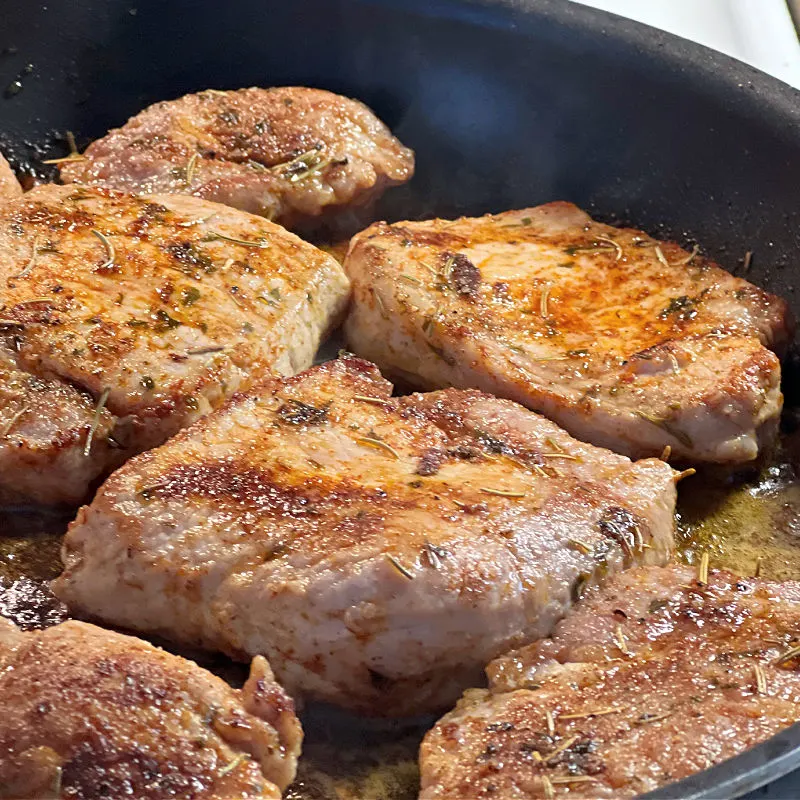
[60,87,414,231]
[420,564,800,799]
[0,347,116,506]
[0,617,301,799]
[0,184,349,504]
[55,356,676,716]
[344,203,793,463]
[0,154,22,202]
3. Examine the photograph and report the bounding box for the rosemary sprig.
[385,553,414,580]
[541,452,579,461]
[83,387,110,457]
[357,437,400,459]
[545,709,555,737]
[567,538,593,555]
[551,776,596,786]
[480,487,526,498]
[91,229,116,270]
[542,776,555,800]
[743,250,753,272]
[754,556,763,578]
[13,237,40,279]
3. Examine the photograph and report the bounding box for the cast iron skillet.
[1,0,800,797]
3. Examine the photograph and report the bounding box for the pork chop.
[343,203,793,463]
[0,617,301,799]
[420,564,800,799]
[0,347,116,506]
[0,153,22,202]
[0,184,349,505]
[54,356,676,716]
[60,86,414,231]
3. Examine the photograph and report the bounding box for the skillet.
[1,0,800,797]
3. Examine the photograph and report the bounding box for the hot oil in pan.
[4,418,800,799]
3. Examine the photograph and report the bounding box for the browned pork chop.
[0,154,22,202]
[0,347,116,506]
[60,86,414,231]
[0,617,301,799]
[420,564,800,799]
[54,356,676,716]
[344,203,793,463]
[0,184,349,505]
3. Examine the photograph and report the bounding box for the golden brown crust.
[55,357,675,715]
[60,87,414,230]
[0,619,301,800]
[0,184,349,504]
[420,565,800,798]
[344,203,793,462]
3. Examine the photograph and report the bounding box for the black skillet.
[1,0,800,797]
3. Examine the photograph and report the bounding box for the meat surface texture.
[54,356,676,716]
[343,202,793,463]
[0,617,301,799]
[60,86,414,231]
[420,564,800,799]
[0,347,116,505]
[0,154,22,202]
[0,184,349,505]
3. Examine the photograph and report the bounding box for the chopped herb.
[422,541,449,569]
[385,553,414,580]
[545,709,555,737]
[633,410,693,448]
[12,237,39,279]
[185,152,199,185]
[567,538,593,555]
[540,285,551,317]
[187,346,226,356]
[0,405,29,438]
[219,753,248,777]
[91,229,116,270]
[697,551,710,585]
[399,273,422,286]
[544,734,578,763]
[83,387,110,457]
[206,231,269,248]
[480,487,526,498]
[542,776,555,800]
[595,234,623,260]
[614,623,629,655]
[269,287,281,302]
[153,309,182,332]
[560,706,625,720]
[754,556,763,578]
[754,664,767,695]
[353,394,389,406]
[743,250,754,272]
[775,644,800,666]
[357,436,400,459]
[181,286,202,306]
[277,399,329,426]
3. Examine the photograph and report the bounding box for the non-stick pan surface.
[2,1,800,797]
